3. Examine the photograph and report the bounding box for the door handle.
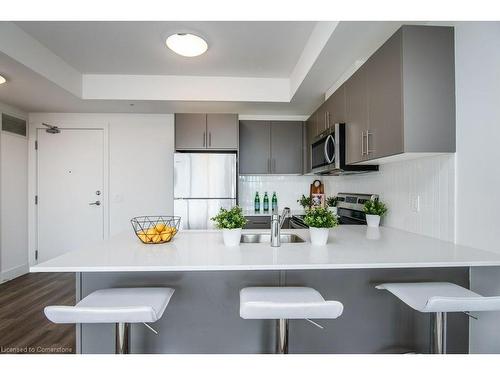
[209,132,212,147]
[203,132,206,147]
[89,201,101,206]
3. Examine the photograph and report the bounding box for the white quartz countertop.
[30,226,500,273]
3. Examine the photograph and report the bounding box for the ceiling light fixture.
[0,75,6,85]
[166,33,208,57]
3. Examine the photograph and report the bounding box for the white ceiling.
[0,21,419,115]
[15,21,315,77]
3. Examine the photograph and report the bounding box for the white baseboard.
[0,263,29,284]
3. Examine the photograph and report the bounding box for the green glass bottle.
[272,191,278,212]
[263,192,269,212]
[254,192,260,212]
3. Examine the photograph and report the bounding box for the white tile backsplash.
[239,154,455,241]
[238,175,315,211]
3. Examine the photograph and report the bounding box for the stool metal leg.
[115,322,130,354]
[276,319,289,354]
[431,312,447,354]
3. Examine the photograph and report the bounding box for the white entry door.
[37,128,104,262]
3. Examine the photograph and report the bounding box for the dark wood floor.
[0,272,75,354]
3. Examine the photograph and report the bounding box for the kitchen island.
[30,227,500,354]
[30,226,500,272]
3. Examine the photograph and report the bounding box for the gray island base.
[77,268,469,354]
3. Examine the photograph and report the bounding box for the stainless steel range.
[289,192,379,228]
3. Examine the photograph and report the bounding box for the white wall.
[239,154,455,241]
[28,113,174,266]
[451,22,500,353]
[108,115,175,235]
[0,101,29,282]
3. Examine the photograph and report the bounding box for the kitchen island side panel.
[80,268,468,354]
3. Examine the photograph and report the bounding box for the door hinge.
[35,195,38,205]
[35,140,38,150]
[35,250,38,260]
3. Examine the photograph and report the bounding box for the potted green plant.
[211,206,247,246]
[297,194,312,211]
[363,199,388,228]
[326,196,339,215]
[303,207,338,245]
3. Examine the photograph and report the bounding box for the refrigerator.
[174,153,237,229]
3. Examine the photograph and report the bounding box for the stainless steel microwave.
[310,123,378,175]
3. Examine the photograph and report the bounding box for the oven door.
[311,134,336,171]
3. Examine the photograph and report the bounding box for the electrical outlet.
[410,195,420,212]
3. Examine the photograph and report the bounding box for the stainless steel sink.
[240,233,305,244]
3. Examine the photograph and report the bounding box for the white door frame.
[28,114,110,266]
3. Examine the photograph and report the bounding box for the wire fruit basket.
[131,216,181,244]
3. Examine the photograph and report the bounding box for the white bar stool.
[240,287,343,354]
[45,287,174,354]
[376,282,500,354]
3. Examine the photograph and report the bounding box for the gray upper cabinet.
[175,114,207,150]
[400,26,455,154]
[239,120,271,174]
[328,84,346,125]
[206,114,238,149]
[345,65,369,165]
[315,102,329,136]
[366,28,404,160]
[344,25,455,164]
[305,112,317,173]
[239,120,303,175]
[175,113,238,150]
[270,121,303,174]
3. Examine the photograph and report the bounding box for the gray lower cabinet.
[239,120,271,174]
[239,120,303,175]
[175,113,238,150]
[270,121,303,174]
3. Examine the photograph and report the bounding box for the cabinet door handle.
[361,131,366,156]
[203,132,206,147]
[267,158,271,173]
[209,132,212,147]
[366,131,373,154]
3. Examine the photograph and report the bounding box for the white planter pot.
[222,228,242,247]
[366,214,381,228]
[309,227,330,246]
[328,206,338,216]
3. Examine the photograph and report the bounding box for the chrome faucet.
[271,207,291,247]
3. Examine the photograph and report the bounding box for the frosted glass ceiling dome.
[166,33,208,57]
